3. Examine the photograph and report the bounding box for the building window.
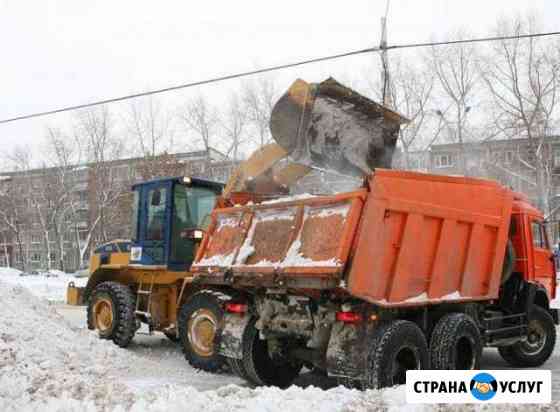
[554,150,560,166]
[505,151,514,164]
[434,154,453,168]
[491,152,502,163]
[31,233,41,244]
[30,253,41,262]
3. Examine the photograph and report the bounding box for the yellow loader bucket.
[270,77,408,176]
[67,281,86,306]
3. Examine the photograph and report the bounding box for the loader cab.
[129,176,223,270]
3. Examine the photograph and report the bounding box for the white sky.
[0,0,556,161]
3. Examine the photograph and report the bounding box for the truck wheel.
[178,290,226,372]
[242,318,302,388]
[498,306,556,367]
[87,281,136,347]
[227,357,251,381]
[366,320,428,389]
[430,313,482,369]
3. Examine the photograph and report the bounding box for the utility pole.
[380,0,392,108]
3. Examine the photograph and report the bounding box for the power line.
[1,30,559,125]
[385,31,560,50]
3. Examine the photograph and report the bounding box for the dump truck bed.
[193,169,514,306]
[192,190,366,289]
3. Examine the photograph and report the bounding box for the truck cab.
[129,176,224,270]
[510,193,556,304]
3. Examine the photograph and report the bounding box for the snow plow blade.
[269,77,408,176]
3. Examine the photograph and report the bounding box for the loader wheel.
[430,313,482,370]
[178,290,226,372]
[163,330,180,343]
[87,281,136,347]
[242,318,302,388]
[498,305,556,367]
[366,320,428,389]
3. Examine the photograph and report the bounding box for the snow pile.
[0,267,87,302]
[1,278,558,411]
[0,280,137,411]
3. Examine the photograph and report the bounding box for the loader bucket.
[270,77,408,176]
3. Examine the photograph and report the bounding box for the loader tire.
[366,320,428,389]
[163,330,180,343]
[430,313,482,370]
[498,305,556,367]
[178,290,226,372]
[242,318,302,388]
[87,281,136,347]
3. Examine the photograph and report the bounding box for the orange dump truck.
[192,168,557,389]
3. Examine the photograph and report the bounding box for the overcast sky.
[0,0,557,162]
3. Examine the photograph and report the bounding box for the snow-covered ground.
[1,268,560,411]
[0,267,87,302]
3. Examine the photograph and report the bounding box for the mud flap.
[216,313,251,359]
[326,321,369,380]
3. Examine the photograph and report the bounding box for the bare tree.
[43,127,83,271]
[242,77,278,148]
[0,174,30,271]
[179,95,219,153]
[430,31,481,174]
[75,106,126,263]
[481,15,560,216]
[221,92,249,161]
[387,59,438,169]
[127,97,179,179]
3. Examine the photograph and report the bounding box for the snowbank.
[1,275,557,411]
[0,280,136,411]
[0,267,87,302]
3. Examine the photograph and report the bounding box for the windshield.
[173,185,217,229]
[170,184,218,265]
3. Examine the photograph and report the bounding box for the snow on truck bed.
[194,195,357,270]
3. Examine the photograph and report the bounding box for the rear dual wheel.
[239,318,302,388]
[430,313,482,370]
[366,320,429,389]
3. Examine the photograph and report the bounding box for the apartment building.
[0,149,237,272]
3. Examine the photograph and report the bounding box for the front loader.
[80,77,405,373]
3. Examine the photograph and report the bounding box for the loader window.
[131,189,139,241]
[147,188,167,240]
[170,184,217,264]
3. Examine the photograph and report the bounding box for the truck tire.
[498,305,556,367]
[242,318,302,388]
[430,313,482,369]
[87,281,136,347]
[178,290,227,372]
[366,320,428,389]
[227,357,251,382]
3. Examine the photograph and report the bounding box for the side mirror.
[151,189,161,206]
